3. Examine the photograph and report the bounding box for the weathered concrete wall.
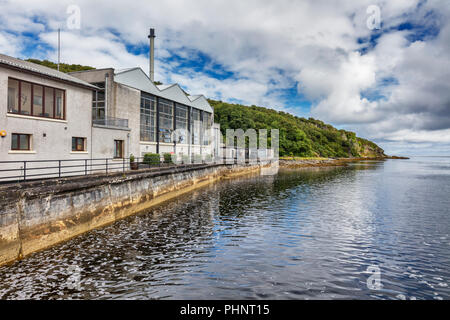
[113,82,140,158]
[91,126,130,160]
[0,163,265,266]
[140,142,158,156]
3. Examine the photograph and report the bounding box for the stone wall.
[0,163,265,266]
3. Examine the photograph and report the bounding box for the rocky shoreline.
[279,156,409,168]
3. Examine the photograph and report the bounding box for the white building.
[0,52,220,181]
[0,53,101,161]
[70,66,217,161]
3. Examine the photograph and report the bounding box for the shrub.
[143,153,160,166]
[129,154,135,163]
[163,153,174,164]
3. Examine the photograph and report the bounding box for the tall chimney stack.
[148,28,156,82]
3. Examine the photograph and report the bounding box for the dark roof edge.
[68,67,114,74]
[0,62,99,91]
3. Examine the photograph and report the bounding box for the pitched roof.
[158,84,192,105]
[191,95,213,113]
[156,84,175,91]
[114,67,213,113]
[0,53,98,90]
[188,95,202,101]
[114,68,160,96]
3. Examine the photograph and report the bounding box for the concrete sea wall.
[0,163,265,266]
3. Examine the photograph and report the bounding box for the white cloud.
[39,31,149,71]
[0,32,21,56]
[0,0,449,154]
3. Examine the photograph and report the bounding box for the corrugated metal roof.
[158,84,193,106]
[114,67,213,113]
[0,53,99,90]
[191,95,213,113]
[156,84,174,91]
[188,95,202,101]
[114,68,160,96]
[115,67,138,74]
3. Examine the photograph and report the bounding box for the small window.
[32,84,44,117]
[8,79,19,113]
[11,134,31,151]
[20,82,32,115]
[114,140,124,158]
[44,87,54,118]
[72,137,86,152]
[55,89,64,119]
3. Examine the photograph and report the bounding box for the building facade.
[70,67,217,161]
[0,54,219,172]
[0,54,100,162]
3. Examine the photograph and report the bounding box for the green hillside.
[25,59,95,73]
[25,58,385,158]
[210,100,385,158]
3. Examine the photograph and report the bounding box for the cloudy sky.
[1,0,449,155]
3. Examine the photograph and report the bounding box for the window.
[55,89,64,119]
[72,137,86,152]
[32,85,43,117]
[45,87,54,118]
[7,78,65,120]
[158,98,174,143]
[92,82,105,120]
[191,109,201,145]
[114,140,124,158]
[21,82,31,115]
[11,134,31,151]
[203,112,212,145]
[175,104,188,144]
[140,93,157,142]
[8,79,19,113]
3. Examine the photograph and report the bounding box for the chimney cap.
[148,28,155,38]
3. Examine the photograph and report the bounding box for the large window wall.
[191,109,201,145]
[138,91,212,148]
[140,93,157,142]
[203,112,212,145]
[175,104,188,144]
[7,78,65,120]
[158,98,174,143]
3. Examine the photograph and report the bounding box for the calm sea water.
[0,157,449,300]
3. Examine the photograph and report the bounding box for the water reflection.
[0,158,449,300]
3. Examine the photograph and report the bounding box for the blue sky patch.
[161,47,235,80]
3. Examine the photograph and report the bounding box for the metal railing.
[0,150,275,184]
[93,116,129,129]
[0,158,131,183]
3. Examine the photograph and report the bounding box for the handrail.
[0,154,272,184]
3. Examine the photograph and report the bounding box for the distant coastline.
[279,156,409,168]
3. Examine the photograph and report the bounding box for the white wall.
[114,82,140,158]
[0,67,93,161]
[91,126,130,159]
[0,66,94,180]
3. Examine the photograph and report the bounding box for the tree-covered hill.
[210,100,385,158]
[25,59,95,73]
[25,58,385,158]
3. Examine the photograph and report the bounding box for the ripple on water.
[0,158,449,300]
